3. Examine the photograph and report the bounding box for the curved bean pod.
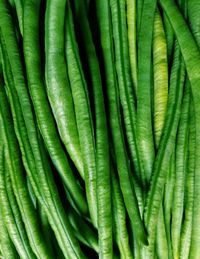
[24,0,88,215]
[73,0,112,256]
[45,0,83,178]
[96,0,147,245]
[65,0,97,228]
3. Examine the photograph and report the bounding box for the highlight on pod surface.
[0,0,199,258]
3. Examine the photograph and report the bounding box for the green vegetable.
[159,1,200,257]
[127,0,137,95]
[0,144,36,259]
[0,85,53,258]
[0,0,200,258]
[24,0,88,215]
[171,80,190,259]
[180,95,195,259]
[65,0,97,228]
[45,0,84,179]
[153,9,168,148]
[144,40,185,257]
[96,0,147,246]
[137,0,156,185]
[73,0,112,256]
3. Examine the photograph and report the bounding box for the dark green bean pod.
[136,0,156,184]
[159,1,200,257]
[65,0,97,228]
[180,97,195,259]
[144,42,185,257]
[0,204,19,259]
[0,1,86,257]
[111,166,133,259]
[127,0,137,95]
[73,0,112,256]
[110,0,143,194]
[23,0,88,215]
[0,145,36,259]
[163,14,175,65]
[171,80,190,259]
[153,10,169,258]
[188,0,200,47]
[45,0,84,179]
[0,85,54,258]
[136,0,144,35]
[164,152,175,259]
[0,77,19,259]
[96,0,147,246]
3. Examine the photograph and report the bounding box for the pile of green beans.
[0,0,200,258]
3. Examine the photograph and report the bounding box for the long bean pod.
[110,0,143,191]
[0,144,36,259]
[159,1,200,257]
[180,96,195,259]
[137,0,156,184]
[0,86,53,258]
[45,0,83,178]
[24,0,87,215]
[111,165,133,259]
[126,0,137,95]
[73,0,112,256]
[96,0,147,245]
[144,41,185,256]
[65,0,97,228]
[0,204,19,259]
[0,1,86,257]
[171,80,190,259]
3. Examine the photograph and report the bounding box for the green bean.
[0,144,36,259]
[144,41,185,257]
[0,1,86,257]
[136,0,144,34]
[0,205,19,259]
[153,10,169,258]
[171,80,190,259]
[153,9,168,148]
[73,0,112,256]
[111,165,133,259]
[65,0,97,228]
[0,85,53,258]
[24,0,88,215]
[164,152,175,259]
[180,96,195,259]
[45,0,84,179]
[155,206,168,259]
[137,0,156,184]
[110,0,143,191]
[127,0,137,95]
[0,101,19,259]
[188,0,200,47]
[96,0,147,245]
[159,1,200,257]
[163,14,175,64]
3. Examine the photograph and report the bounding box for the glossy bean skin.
[24,0,88,215]
[0,1,86,257]
[159,1,200,257]
[96,0,147,246]
[65,0,97,228]
[45,0,83,178]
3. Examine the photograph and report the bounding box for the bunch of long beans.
[0,0,199,258]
